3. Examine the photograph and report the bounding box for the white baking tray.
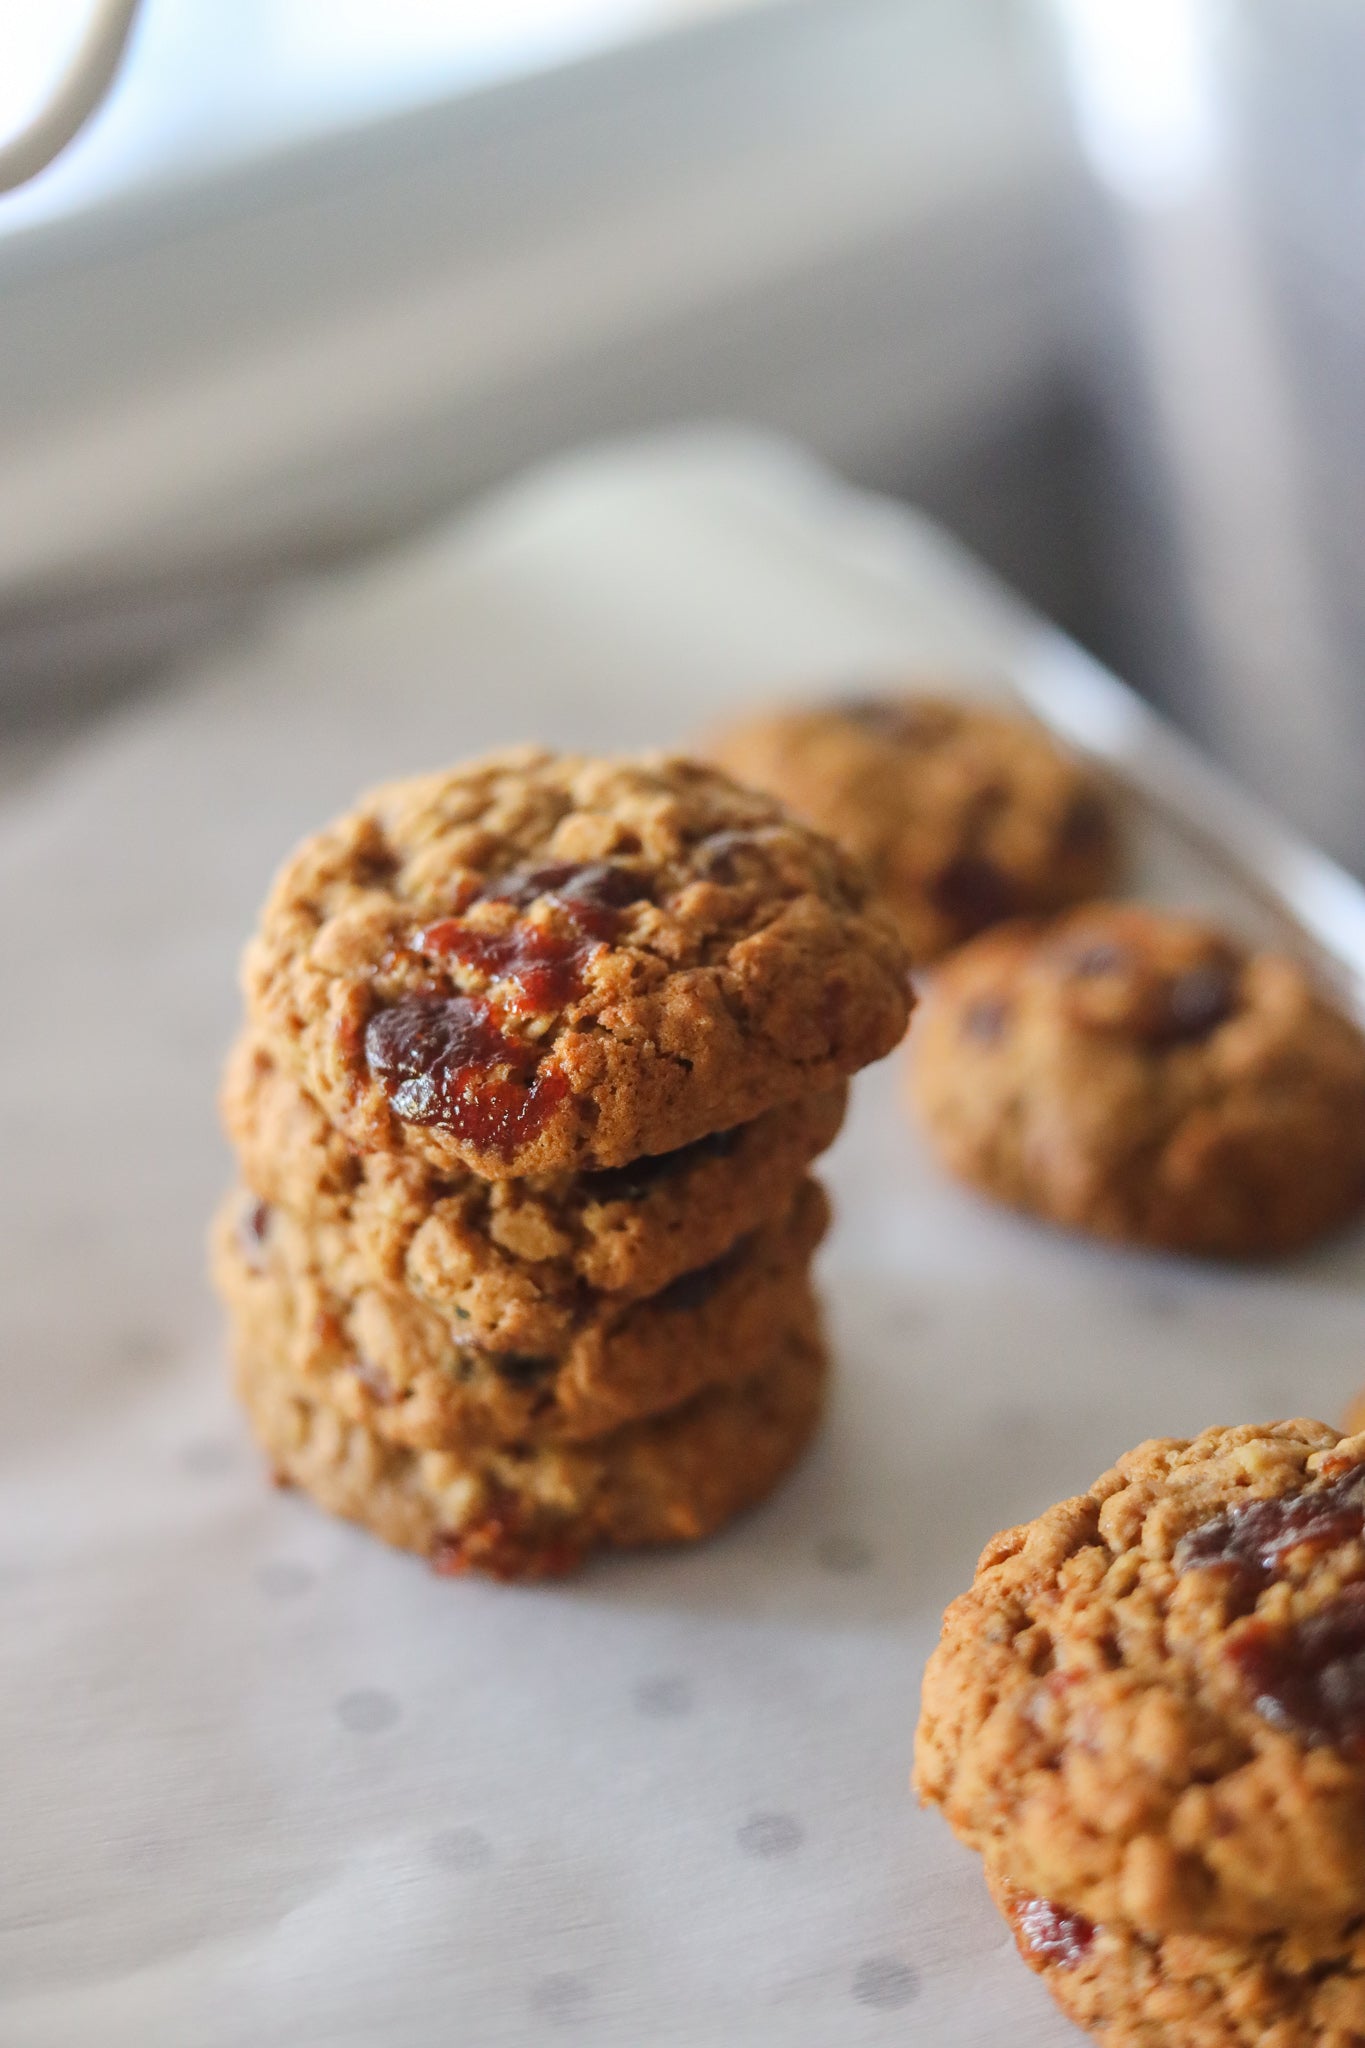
[3,428,1362,2047]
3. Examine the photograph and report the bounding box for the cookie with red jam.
[242,749,909,1180]
[916,1421,1365,1941]
[987,1853,1365,2048]
[221,1033,845,1351]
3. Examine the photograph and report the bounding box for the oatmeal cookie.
[908,904,1365,1257]
[222,1033,845,1344]
[704,691,1118,960]
[987,1855,1365,2047]
[242,749,909,1178]
[915,1421,1365,1938]
[213,1177,828,1446]
[228,1277,829,1581]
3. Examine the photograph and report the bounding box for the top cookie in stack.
[214,750,912,1578]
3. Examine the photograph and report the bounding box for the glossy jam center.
[1228,1584,1365,1753]
[415,859,649,1015]
[1176,1464,1365,1589]
[363,994,569,1155]
[365,862,648,1153]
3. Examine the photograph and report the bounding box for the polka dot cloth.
[8,436,1362,2048]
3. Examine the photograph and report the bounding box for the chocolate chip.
[692,829,771,886]
[1158,964,1237,1044]
[478,861,649,913]
[961,995,1012,1045]
[1057,791,1110,857]
[928,855,1015,935]
[839,697,957,745]
[488,1352,555,1387]
[1065,941,1129,979]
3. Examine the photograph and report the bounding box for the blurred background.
[1,0,1362,870]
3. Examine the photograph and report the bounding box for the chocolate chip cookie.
[916,1421,1365,1939]
[228,1249,830,1581]
[222,1033,846,1347]
[908,905,1365,1256]
[214,1175,828,1446]
[705,692,1118,960]
[242,749,909,1179]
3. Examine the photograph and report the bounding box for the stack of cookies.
[916,1420,1365,2045]
[213,750,911,1579]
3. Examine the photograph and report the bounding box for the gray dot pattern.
[431,1827,493,1873]
[634,1674,693,1718]
[816,1534,873,1575]
[530,1973,591,2026]
[737,1812,803,1860]
[852,1956,919,2010]
[180,1437,238,1476]
[117,1330,172,1369]
[335,1688,400,1734]
[257,1561,315,1599]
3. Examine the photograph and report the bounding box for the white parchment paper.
[3,431,1362,2048]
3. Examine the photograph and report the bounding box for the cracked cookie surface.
[242,749,909,1179]
[916,1421,1365,1939]
[222,1033,845,1347]
[226,1247,829,1581]
[214,1176,827,1447]
[908,904,1365,1257]
[987,1854,1365,2048]
[705,692,1118,960]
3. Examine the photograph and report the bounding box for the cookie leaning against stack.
[916,1423,1365,2046]
[213,749,912,1579]
[704,690,1119,960]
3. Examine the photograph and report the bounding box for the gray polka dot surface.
[633,1673,694,1719]
[737,1812,804,1860]
[4,436,1365,2048]
[430,1826,494,1873]
[256,1560,316,1600]
[853,1956,920,2011]
[335,1688,401,1735]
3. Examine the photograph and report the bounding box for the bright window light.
[0,0,763,235]
[1051,0,1221,208]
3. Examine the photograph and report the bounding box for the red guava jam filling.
[1176,1465,1365,1589]
[1227,1583,1365,1752]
